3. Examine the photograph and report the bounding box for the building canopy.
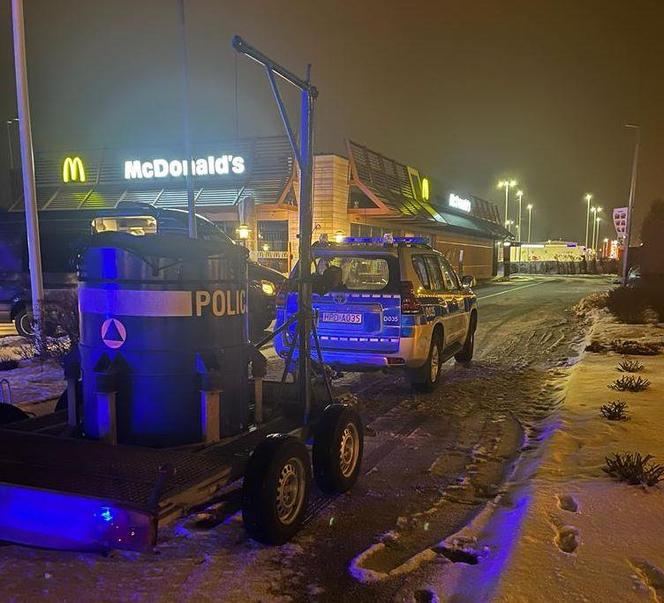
[11,136,295,212]
[347,140,510,240]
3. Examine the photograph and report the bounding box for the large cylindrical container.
[78,233,250,447]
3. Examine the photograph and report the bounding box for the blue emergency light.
[341,235,429,245]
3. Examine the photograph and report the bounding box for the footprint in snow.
[557,493,579,513]
[630,559,664,602]
[555,525,579,554]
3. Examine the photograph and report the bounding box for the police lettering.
[194,289,246,317]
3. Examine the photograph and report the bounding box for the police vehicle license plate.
[320,312,363,324]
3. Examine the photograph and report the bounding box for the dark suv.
[0,204,283,340]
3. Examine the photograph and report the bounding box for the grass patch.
[617,359,645,373]
[604,452,664,487]
[609,376,651,392]
[600,401,629,421]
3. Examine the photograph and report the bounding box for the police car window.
[424,256,444,291]
[438,257,459,290]
[412,256,430,289]
[315,256,390,291]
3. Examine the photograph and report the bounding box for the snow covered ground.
[418,299,664,602]
[492,307,664,602]
[0,335,64,413]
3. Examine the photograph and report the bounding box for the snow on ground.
[438,304,664,602]
[0,336,65,411]
[490,310,664,602]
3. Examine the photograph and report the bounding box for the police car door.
[421,255,457,349]
[438,256,468,342]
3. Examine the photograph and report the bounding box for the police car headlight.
[261,281,276,296]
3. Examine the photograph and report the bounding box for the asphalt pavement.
[0,274,612,602]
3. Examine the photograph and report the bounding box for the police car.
[274,235,478,392]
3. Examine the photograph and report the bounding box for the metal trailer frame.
[0,38,361,554]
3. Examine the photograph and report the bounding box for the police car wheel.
[242,434,311,545]
[455,314,477,364]
[408,333,443,392]
[313,404,364,494]
[14,309,33,338]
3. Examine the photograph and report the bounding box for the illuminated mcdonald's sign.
[62,156,86,183]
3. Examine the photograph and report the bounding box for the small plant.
[609,375,651,392]
[600,401,629,421]
[603,452,664,486]
[612,339,661,356]
[617,359,645,373]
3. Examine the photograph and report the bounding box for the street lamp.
[590,207,602,252]
[623,123,641,283]
[584,193,592,250]
[515,190,524,239]
[498,179,517,224]
[594,216,602,252]
[527,203,533,243]
[236,223,251,241]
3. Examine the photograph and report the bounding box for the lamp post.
[589,207,602,253]
[622,123,640,283]
[11,0,45,351]
[498,180,517,224]
[527,203,533,243]
[584,193,592,250]
[594,216,602,253]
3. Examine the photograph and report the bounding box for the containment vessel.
[78,232,250,446]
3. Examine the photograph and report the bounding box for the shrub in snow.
[609,376,651,392]
[617,359,645,373]
[603,452,664,487]
[612,339,661,356]
[600,401,629,421]
[606,287,649,324]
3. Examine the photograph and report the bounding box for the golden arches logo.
[62,156,86,183]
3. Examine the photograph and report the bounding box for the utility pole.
[11,0,44,350]
[527,203,533,243]
[622,124,640,282]
[177,0,197,239]
[584,193,592,250]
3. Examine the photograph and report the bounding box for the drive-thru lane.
[0,275,612,603]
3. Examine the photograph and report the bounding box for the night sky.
[1,0,662,242]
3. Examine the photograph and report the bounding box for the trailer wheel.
[242,434,311,545]
[313,404,364,494]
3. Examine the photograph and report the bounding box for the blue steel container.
[78,233,249,447]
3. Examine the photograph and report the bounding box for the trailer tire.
[0,404,30,425]
[313,404,364,494]
[242,434,311,545]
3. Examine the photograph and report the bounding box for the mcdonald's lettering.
[123,155,245,180]
[62,156,86,183]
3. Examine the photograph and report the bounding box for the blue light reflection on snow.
[0,483,154,552]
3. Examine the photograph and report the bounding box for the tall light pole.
[594,216,602,252]
[11,0,44,350]
[590,207,597,252]
[527,203,533,243]
[584,193,593,250]
[499,179,517,224]
[623,123,640,283]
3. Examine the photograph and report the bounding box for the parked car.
[0,204,284,340]
[274,236,478,391]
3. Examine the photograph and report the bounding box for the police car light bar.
[341,236,429,245]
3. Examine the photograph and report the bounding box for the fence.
[507,259,619,275]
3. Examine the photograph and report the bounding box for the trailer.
[0,37,364,553]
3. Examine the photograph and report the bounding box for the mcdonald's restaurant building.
[11,136,509,279]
